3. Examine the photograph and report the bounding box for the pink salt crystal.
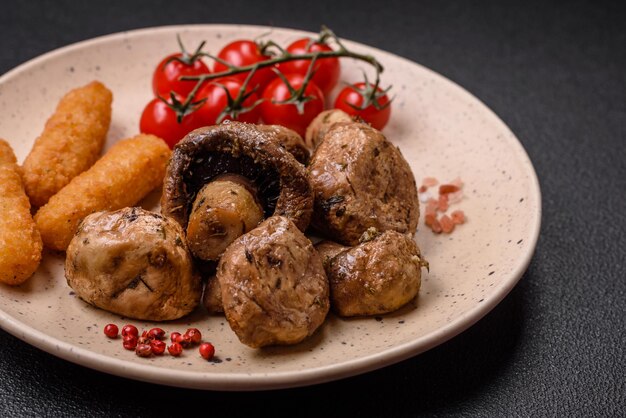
[451,210,466,224]
[447,190,464,204]
[422,177,439,188]
[450,177,464,188]
[440,215,455,233]
[431,218,443,233]
[438,194,449,212]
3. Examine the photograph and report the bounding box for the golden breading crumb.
[22,81,112,207]
[0,140,17,165]
[0,139,43,285]
[35,134,171,251]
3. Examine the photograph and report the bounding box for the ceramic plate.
[0,25,541,390]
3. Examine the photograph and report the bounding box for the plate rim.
[0,23,542,391]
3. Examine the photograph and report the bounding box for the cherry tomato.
[152,53,210,98]
[194,77,261,125]
[213,40,275,91]
[279,38,340,95]
[334,82,391,130]
[139,97,202,149]
[260,74,325,137]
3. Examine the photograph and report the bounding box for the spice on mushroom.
[307,121,419,246]
[256,124,310,165]
[320,229,428,317]
[218,216,329,348]
[304,108,353,150]
[65,207,201,321]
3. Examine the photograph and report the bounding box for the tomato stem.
[214,65,264,122]
[181,26,385,82]
[157,74,208,123]
[346,70,393,112]
[176,26,388,123]
[166,34,208,67]
[184,49,382,81]
[258,39,287,56]
[270,54,319,115]
[317,25,333,44]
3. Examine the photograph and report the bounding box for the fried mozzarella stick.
[22,81,112,207]
[0,139,43,285]
[35,134,171,251]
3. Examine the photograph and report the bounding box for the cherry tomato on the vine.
[213,40,275,92]
[260,74,325,137]
[279,38,340,95]
[152,53,210,98]
[139,97,203,149]
[194,77,261,125]
[334,82,391,130]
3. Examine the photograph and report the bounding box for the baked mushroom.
[304,109,353,149]
[65,207,201,321]
[256,124,310,165]
[218,216,329,348]
[202,275,224,314]
[325,229,428,317]
[315,240,348,269]
[307,122,419,246]
[161,122,314,262]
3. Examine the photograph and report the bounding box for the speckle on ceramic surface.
[0,25,540,390]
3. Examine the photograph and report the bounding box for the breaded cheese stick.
[22,81,112,207]
[0,139,43,285]
[35,134,171,251]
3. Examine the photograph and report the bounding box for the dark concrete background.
[1,1,624,416]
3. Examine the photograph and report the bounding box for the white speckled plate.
[0,25,541,390]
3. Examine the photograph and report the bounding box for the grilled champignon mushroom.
[256,124,310,165]
[304,109,353,150]
[218,216,329,348]
[326,229,428,317]
[315,240,348,269]
[161,122,313,261]
[202,275,223,314]
[65,207,201,321]
[307,122,419,246]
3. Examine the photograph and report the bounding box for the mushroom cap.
[307,122,419,245]
[304,109,353,150]
[202,275,224,314]
[256,124,310,165]
[65,207,201,321]
[218,216,329,348]
[315,240,348,269]
[161,121,313,232]
[327,230,424,317]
